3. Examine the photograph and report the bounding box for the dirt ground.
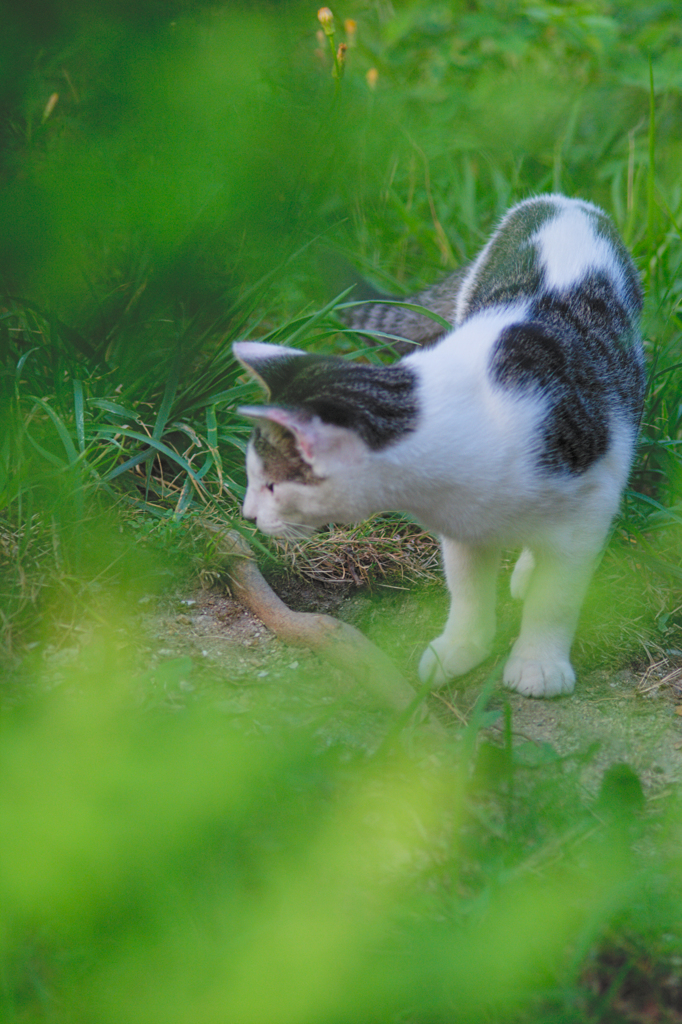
[135,572,682,796]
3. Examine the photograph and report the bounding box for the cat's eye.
[265,482,275,492]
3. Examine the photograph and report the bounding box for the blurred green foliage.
[2,0,681,310]
[2,1,682,1020]
[3,647,682,1024]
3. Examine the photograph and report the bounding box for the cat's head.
[233,341,374,537]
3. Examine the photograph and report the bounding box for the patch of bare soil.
[502,667,682,793]
[133,581,400,746]
[137,571,682,794]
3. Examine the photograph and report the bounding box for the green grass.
[2,1,682,1021]
[2,640,682,1024]
[3,639,682,1024]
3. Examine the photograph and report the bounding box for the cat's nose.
[242,489,258,522]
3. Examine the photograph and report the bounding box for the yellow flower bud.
[366,67,378,90]
[317,7,335,36]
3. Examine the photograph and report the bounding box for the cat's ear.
[237,405,319,463]
[233,341,306,397]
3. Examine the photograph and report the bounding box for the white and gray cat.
[233,194,645,698]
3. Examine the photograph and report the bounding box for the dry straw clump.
[271,516,442,589]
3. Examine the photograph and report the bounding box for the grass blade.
[73,380,85,453]
[31,398,78,465]
[647,55,656,256]
[153,342,184,441]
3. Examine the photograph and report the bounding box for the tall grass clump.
[2,1,682,1022]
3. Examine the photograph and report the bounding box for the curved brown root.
[204,524,439,721]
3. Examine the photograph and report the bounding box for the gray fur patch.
[461,200,558,319]
[343,267,468,352]
[589,207,644,314]
[490,272,645,473]
[255,355,419,451]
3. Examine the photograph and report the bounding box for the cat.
[320,250,469,353]
[233,194,645,698]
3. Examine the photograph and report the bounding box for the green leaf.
[31,398,78,466]
[98,427,204,488]
[103,447,155,482]
[89,399,140,421]
[73,380,85,453]
[16,347,39,379]
[206,405,218,450]
[153,342,184,441]
[280,288,355,350]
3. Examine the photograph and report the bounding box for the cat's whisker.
[281,521,317,541]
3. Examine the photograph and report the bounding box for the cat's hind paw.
[503,655,575,698]
[418,637,490,687]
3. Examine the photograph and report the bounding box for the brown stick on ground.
[204,524,436,718]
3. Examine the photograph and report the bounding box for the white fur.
[455,194,627,323]
[242,424,372,536]
[237,197,640,699]
[510,548,535,600]
[532,203,613,292]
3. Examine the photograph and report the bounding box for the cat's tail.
[319,251,466,354]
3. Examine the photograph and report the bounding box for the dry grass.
[637,660,682,701]
[269,515,443,589]
[0,522,53,656]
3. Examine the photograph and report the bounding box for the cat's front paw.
[503,654,575,698]
[418,637,490,687]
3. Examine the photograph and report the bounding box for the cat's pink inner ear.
[239,405,317,463]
